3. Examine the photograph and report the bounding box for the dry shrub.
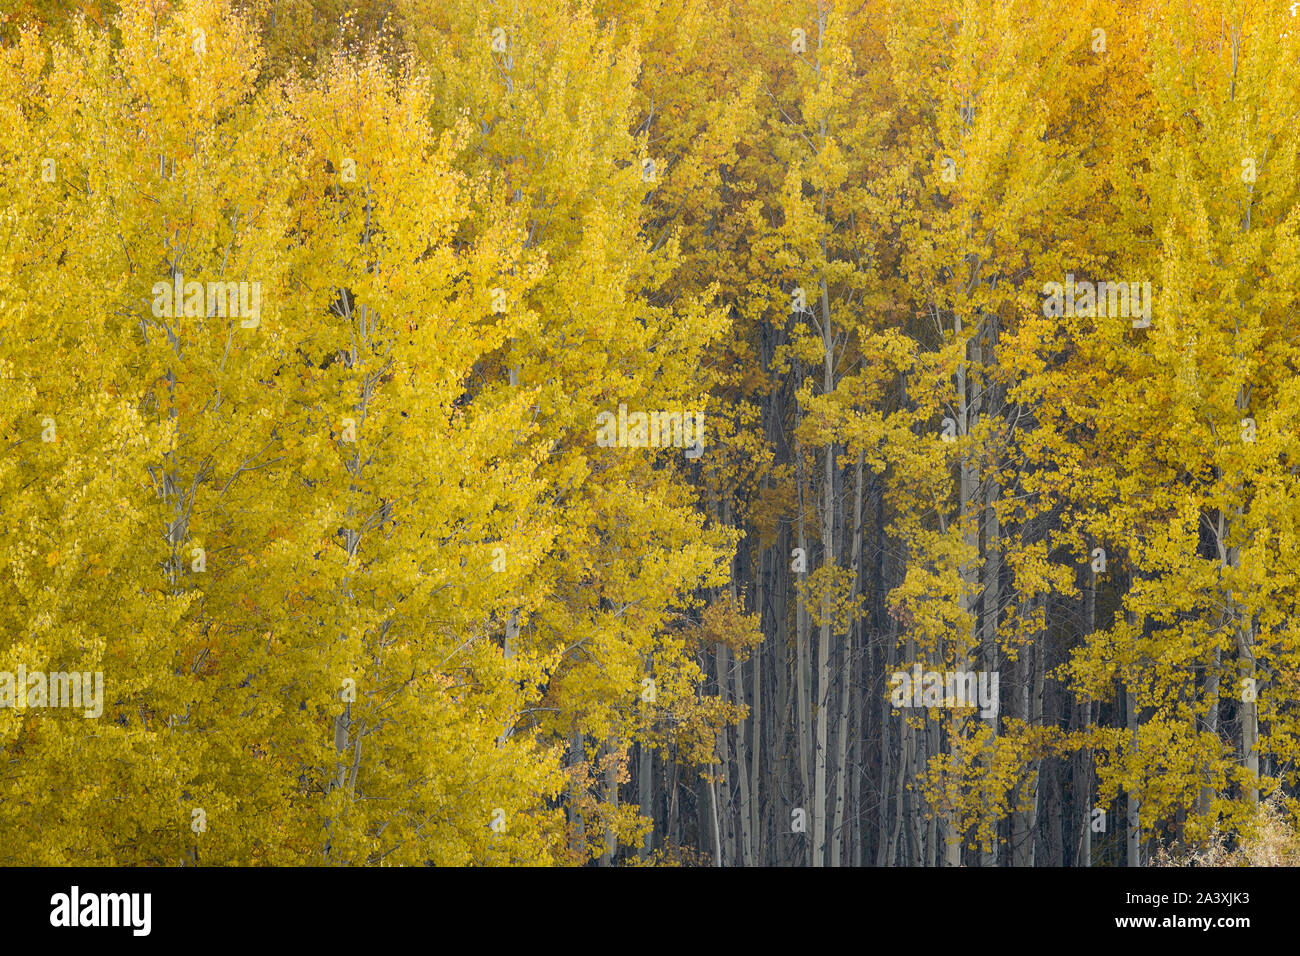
[1152,794,1300,866]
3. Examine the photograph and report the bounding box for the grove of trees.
[3,0,1300,866]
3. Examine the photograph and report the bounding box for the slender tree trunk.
[980,315,1001,867]
[944,310,980,866]
[1199,641,1221,818]
[733,647,754,867]
[1080,568,1096,867]
[707,768,723,867]
[598,741,617,866]
[570,725,586,861]
[638,742,653,860]
[795,436,812,866]
[1126,685,1141,867]
[714,643,734,865]
[750,545,764,865]
[831,452,865,866]
[1230,385,1258,804]
[813,440,832,867]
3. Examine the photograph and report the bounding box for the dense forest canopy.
[3,0,1300,866]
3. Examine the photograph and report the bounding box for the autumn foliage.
[3,0,1299,866]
